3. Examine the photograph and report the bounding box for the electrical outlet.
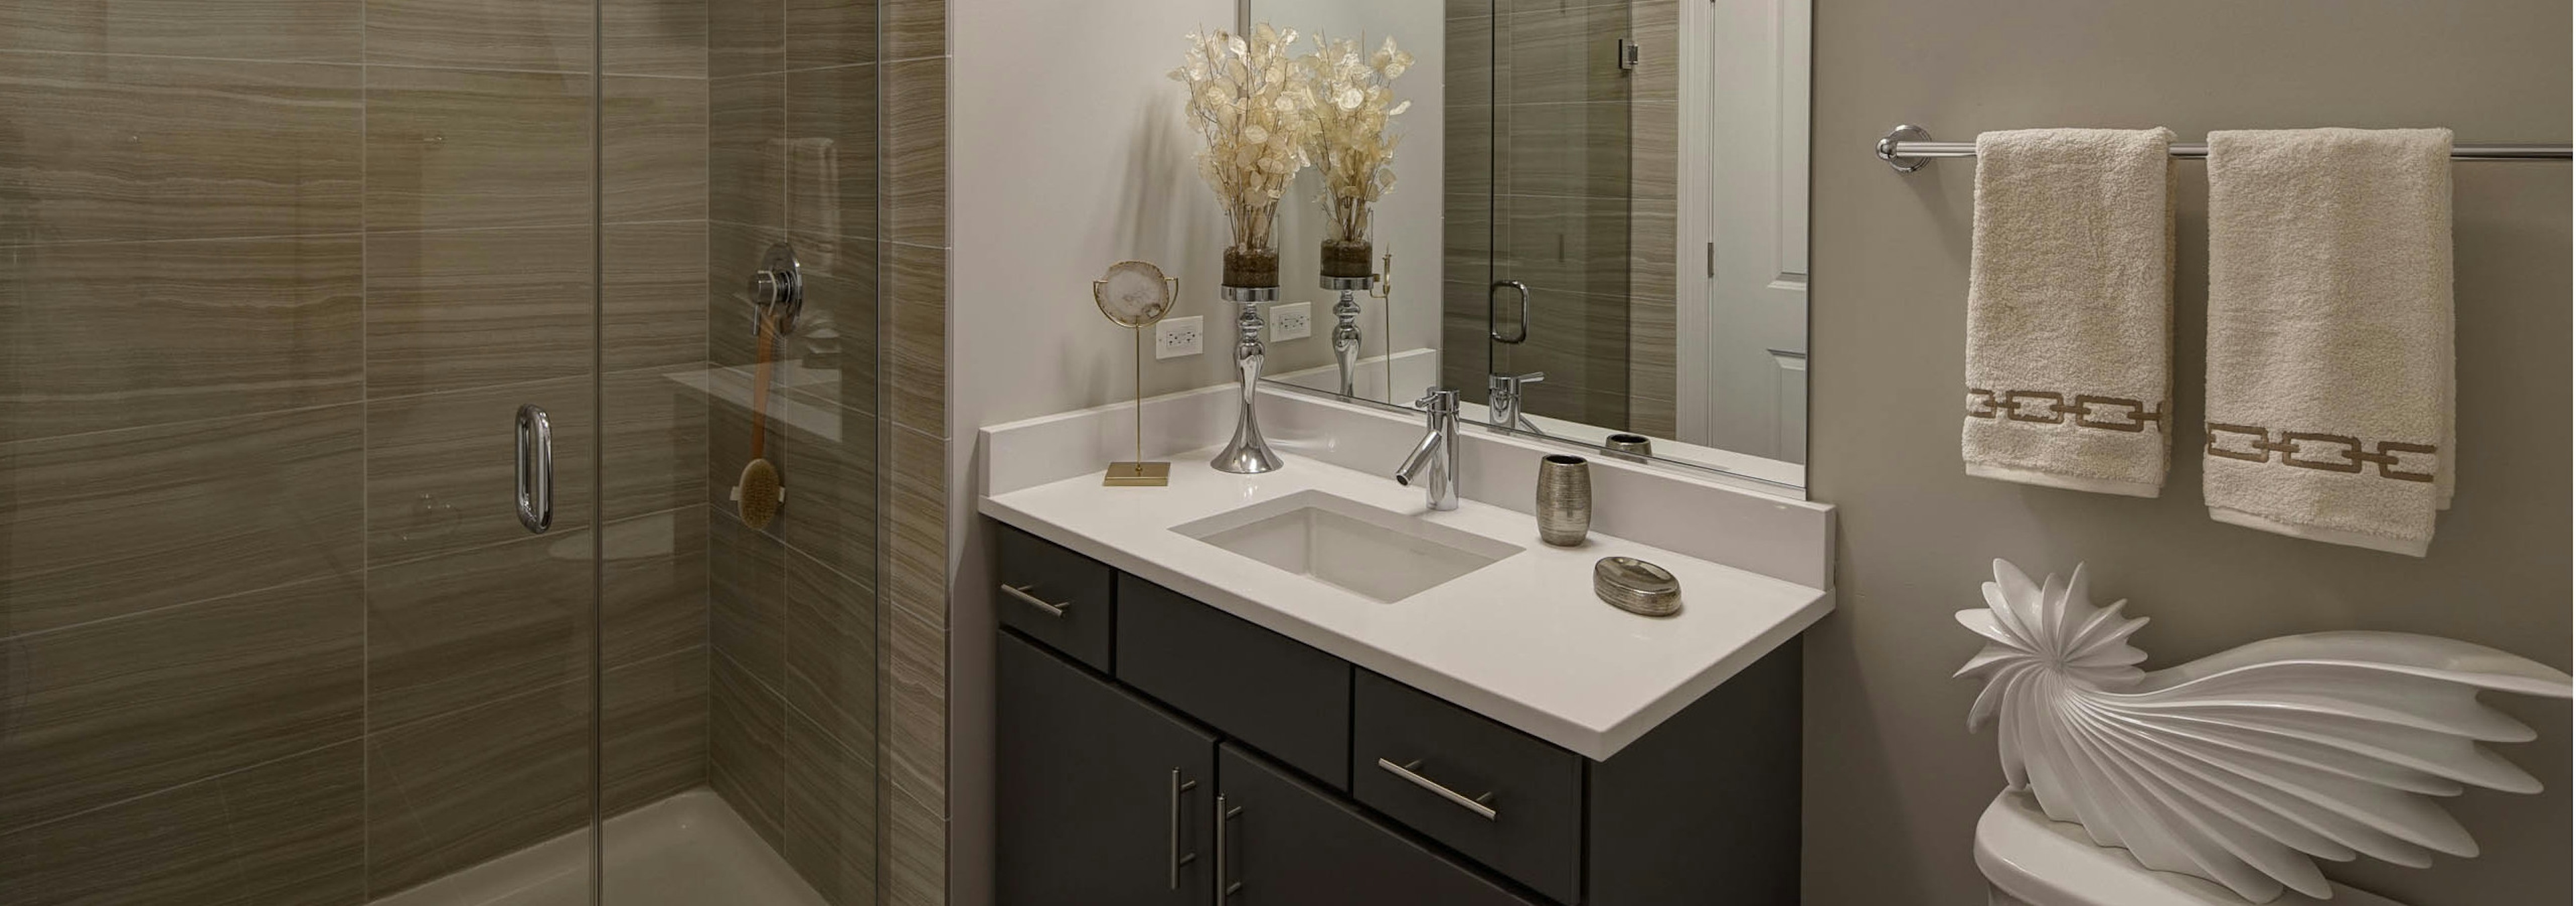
[1269,302,1312,341]
[1154,315,1203,359]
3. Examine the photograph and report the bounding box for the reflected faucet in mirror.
[1485,370,1546,436]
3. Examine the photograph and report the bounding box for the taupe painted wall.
[1806,2,2571,904]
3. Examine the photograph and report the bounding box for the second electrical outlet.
[1269,301,1311,342]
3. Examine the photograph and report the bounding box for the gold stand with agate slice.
[1094,261,1179,487]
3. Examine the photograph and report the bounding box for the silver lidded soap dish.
[1593,556,1680,617]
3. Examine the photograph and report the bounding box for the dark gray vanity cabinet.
[998,632,1218,905]
[1214,743,1544,906]
[991,521,1802,906]
[1115,573,1352,790]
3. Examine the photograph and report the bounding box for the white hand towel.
[1964,128,2177,497]
[2204,128,2453,556]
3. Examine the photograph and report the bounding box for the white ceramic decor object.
[1955,559,2572,903]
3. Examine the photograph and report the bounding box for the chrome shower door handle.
[515,404,553,534]
[1489,280,1530,344]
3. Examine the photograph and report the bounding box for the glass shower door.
[1480,0,1635,431]
[0,3,619,903]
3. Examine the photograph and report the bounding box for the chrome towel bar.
[1877,123,2572,173]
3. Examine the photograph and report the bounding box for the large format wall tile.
[605,367,711,521]
[604,0,710,77]
[604,646,712,815]
[775,393,880,582]
[1629,0,1678,103]
[785,547,876,759]
[784,709,878,906]
[881,600,946,815]
[885,423,943,631]
[788,0,879,70]
[0,0,362,62]
[710,73,788,230]
[365,67,590,233]
[881,0,941,61]
[606,75,710,224]
[1502,100,1631,199]
[365,682,589,899]
[364,528,591,729]
[708,0,786,78]
[779,230,882,414]
[710,509,788,690]
[710,648,788,846]
[606,221,714,372]
[0,404,362,635]
[213,742,370,906]
[602,507,710,667]
[365,376,593,564]
[1498,191,1632,300]
[0,573,362,830]
[883,773,944,906]
[1499,1,1630,107]
[0,234,363,442]
[364,0,592,72]
[0,742,364,906]
[1444,103,1494,199]
[0,53,362,244]
[364,225,593,399]
[784,64,880,243]
[884,57,945,247]
[888,241,944,432]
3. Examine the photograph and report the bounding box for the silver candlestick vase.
[1210,285,1283,474]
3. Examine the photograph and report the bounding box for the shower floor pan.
[372,789,827,906]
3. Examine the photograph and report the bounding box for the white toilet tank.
[1974,791,2408,906]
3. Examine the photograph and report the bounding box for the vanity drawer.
[994,524,1116,672]
[1351,670,1584,905]
[1116,574,1352,789]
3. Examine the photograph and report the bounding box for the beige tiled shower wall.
[881,0,953,899]
[0,0,716,903]
[698,0,947,902]
[1440,0,1676,437]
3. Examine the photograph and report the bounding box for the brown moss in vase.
[1320,240,1373,279]
[1222,248,1280,289]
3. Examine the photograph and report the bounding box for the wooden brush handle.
[750,316,776,459]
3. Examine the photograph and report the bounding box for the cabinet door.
[999,631,1218,906]
[1214,744,1543,906]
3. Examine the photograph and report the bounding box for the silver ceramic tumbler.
[1536,454,1592,546]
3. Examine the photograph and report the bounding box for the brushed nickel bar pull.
[1377,758,1499,821]
[1169,769,1199,890]
[1215,795,1244,899]
[1878,123,2573,173]
[999,583,1067,618]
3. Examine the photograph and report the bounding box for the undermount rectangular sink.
[1173,491,1523,603]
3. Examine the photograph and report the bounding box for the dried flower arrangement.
[1171,23,1320,289]
[1300,34,1413,279]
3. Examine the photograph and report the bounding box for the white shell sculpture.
[1956,560,2572,903]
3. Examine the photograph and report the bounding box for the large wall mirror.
[1248,0,1811,495]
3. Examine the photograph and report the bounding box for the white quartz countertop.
[979,448,1832,761]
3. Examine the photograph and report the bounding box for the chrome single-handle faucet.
[1487,370,1547,435]
[1395,387,1461,511]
